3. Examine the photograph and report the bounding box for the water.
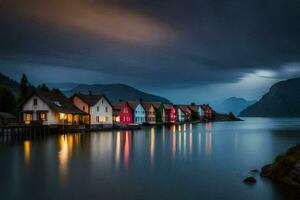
[1,118,300,199]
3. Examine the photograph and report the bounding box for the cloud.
[1,0,177,46]
[0,0,299,92]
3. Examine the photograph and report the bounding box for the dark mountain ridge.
[239,77,300,117]
[64,83,171,103]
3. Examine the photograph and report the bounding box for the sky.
[0,0,300,103]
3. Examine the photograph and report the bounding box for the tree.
[37,83,50,91]
[0,86,16,115]
[19,74,30,103]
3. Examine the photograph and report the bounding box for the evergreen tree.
[18,74,30,103]
[0,86,16,115]
[37,83,50,91]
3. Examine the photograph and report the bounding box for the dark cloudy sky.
[0,0,299,103]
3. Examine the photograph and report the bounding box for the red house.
[112,101,133,124]
[163,104,176,123]
[201,104,213,120]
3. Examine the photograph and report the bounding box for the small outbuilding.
[0,112,16,126]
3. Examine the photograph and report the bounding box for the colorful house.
[176,105,200,122]
[112,101,133,124]
[71,93,113,127]
[163,104,176,123]
[19,90,87,125]
[142,102,156,124]
[151,102,165,123]
[174,105,186,122]
[201,104,214,120]
[128,101,146,124]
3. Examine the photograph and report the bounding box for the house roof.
[189,105,199,112]
[112,101,129,111]
[0,112,16,119]
[142,102,154,111]
[128,101,144,110]
[150,102,162,109]
[19,90,86,114]
[73,93,112,107]
[163,103,174,110]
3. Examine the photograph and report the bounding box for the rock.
[243,176,256,184]
[260,164,273,177]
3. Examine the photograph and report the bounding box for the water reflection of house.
[19,90,88,125]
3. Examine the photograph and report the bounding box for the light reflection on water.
[2,118,300,199]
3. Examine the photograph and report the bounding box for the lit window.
[25,113,32,124]
[39,113,47,121]
[105,116,109,122]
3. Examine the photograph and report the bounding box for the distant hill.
[214,97,256,115]
[46,82,79,91]
[0,73,19,94]
[64,83,171,103]
[239,77,300,117]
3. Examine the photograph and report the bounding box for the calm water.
[1,118,300,200]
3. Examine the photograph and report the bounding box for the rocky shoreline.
[260,144,300,188]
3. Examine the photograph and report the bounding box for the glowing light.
[115,131,121,170]
[205,123,212,159]
[59,113,66,120]
[150,128,155,164]
[24,140,31,166]
[58,135,69,185]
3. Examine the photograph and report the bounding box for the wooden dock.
[0,124,88,140]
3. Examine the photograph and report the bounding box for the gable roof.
[19,90,85,114]
[163,103,174,110]
[149,102,162,109]
[73,93,112,107]
[128,101,144,110]
[112,101,131,111]
[0,112,16,119]
[142,102,154,111]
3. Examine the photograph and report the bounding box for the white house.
[175,106,186,122]
[71,93,113,127]
[128,101,145,124]
[19,90,87,125]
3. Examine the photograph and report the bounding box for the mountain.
[214,97,256,115]
[239,77,300,117]
[46,82,79,91]
[64,83,171,103]
[0,73,19,94]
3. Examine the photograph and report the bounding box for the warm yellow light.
[60,113,65,120]
[24,140,30,166]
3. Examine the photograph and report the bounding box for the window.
[105,107,108,112]
[102,99,104,104]
[96,116,99,122]
[33,98,38,106]
[97,106,99,112]
[39,113,47,121]
[25,113,32,124]
[105,116,109,122]
[83,106,85,111]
